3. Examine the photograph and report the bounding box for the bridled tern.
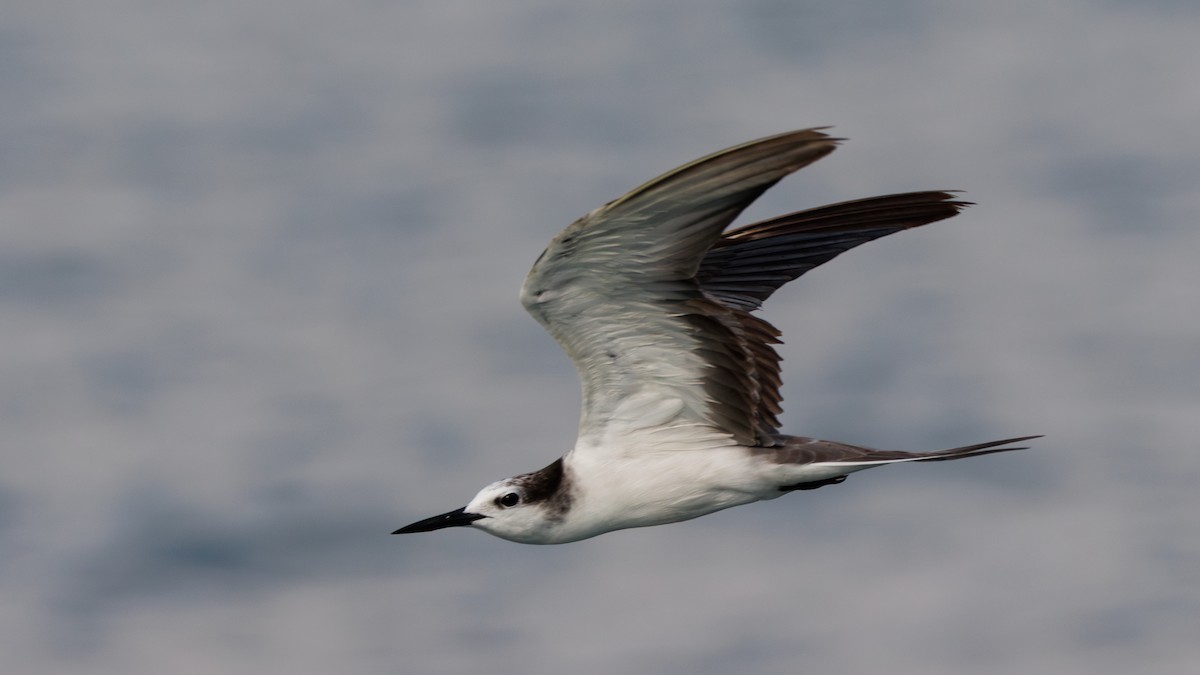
[395,128,1038,544]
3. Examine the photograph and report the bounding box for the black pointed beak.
[392,507,486,534]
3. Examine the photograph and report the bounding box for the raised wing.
[698,191,969,310]
[520,129,839,449]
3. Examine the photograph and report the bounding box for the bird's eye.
[497,492,520,508]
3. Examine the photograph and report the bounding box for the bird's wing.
[698,192,970,310]
[520,129,838,451]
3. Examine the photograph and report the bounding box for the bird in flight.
[395,129,1038,544]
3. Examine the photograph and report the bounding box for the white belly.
[556,445,776,541]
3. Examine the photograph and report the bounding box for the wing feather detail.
[518,130,969,455]
[698,191,969,310]
[521,130,838,449]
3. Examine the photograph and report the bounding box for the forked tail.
[909,435,1043,462]
[767,434,1042,491]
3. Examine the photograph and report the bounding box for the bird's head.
[393,459,572,544]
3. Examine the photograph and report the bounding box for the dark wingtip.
[934,190,975,209]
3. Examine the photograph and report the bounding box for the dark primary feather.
[687,190,971,443]
[697,191,970,311]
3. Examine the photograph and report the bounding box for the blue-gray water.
[4,2,1199,673]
